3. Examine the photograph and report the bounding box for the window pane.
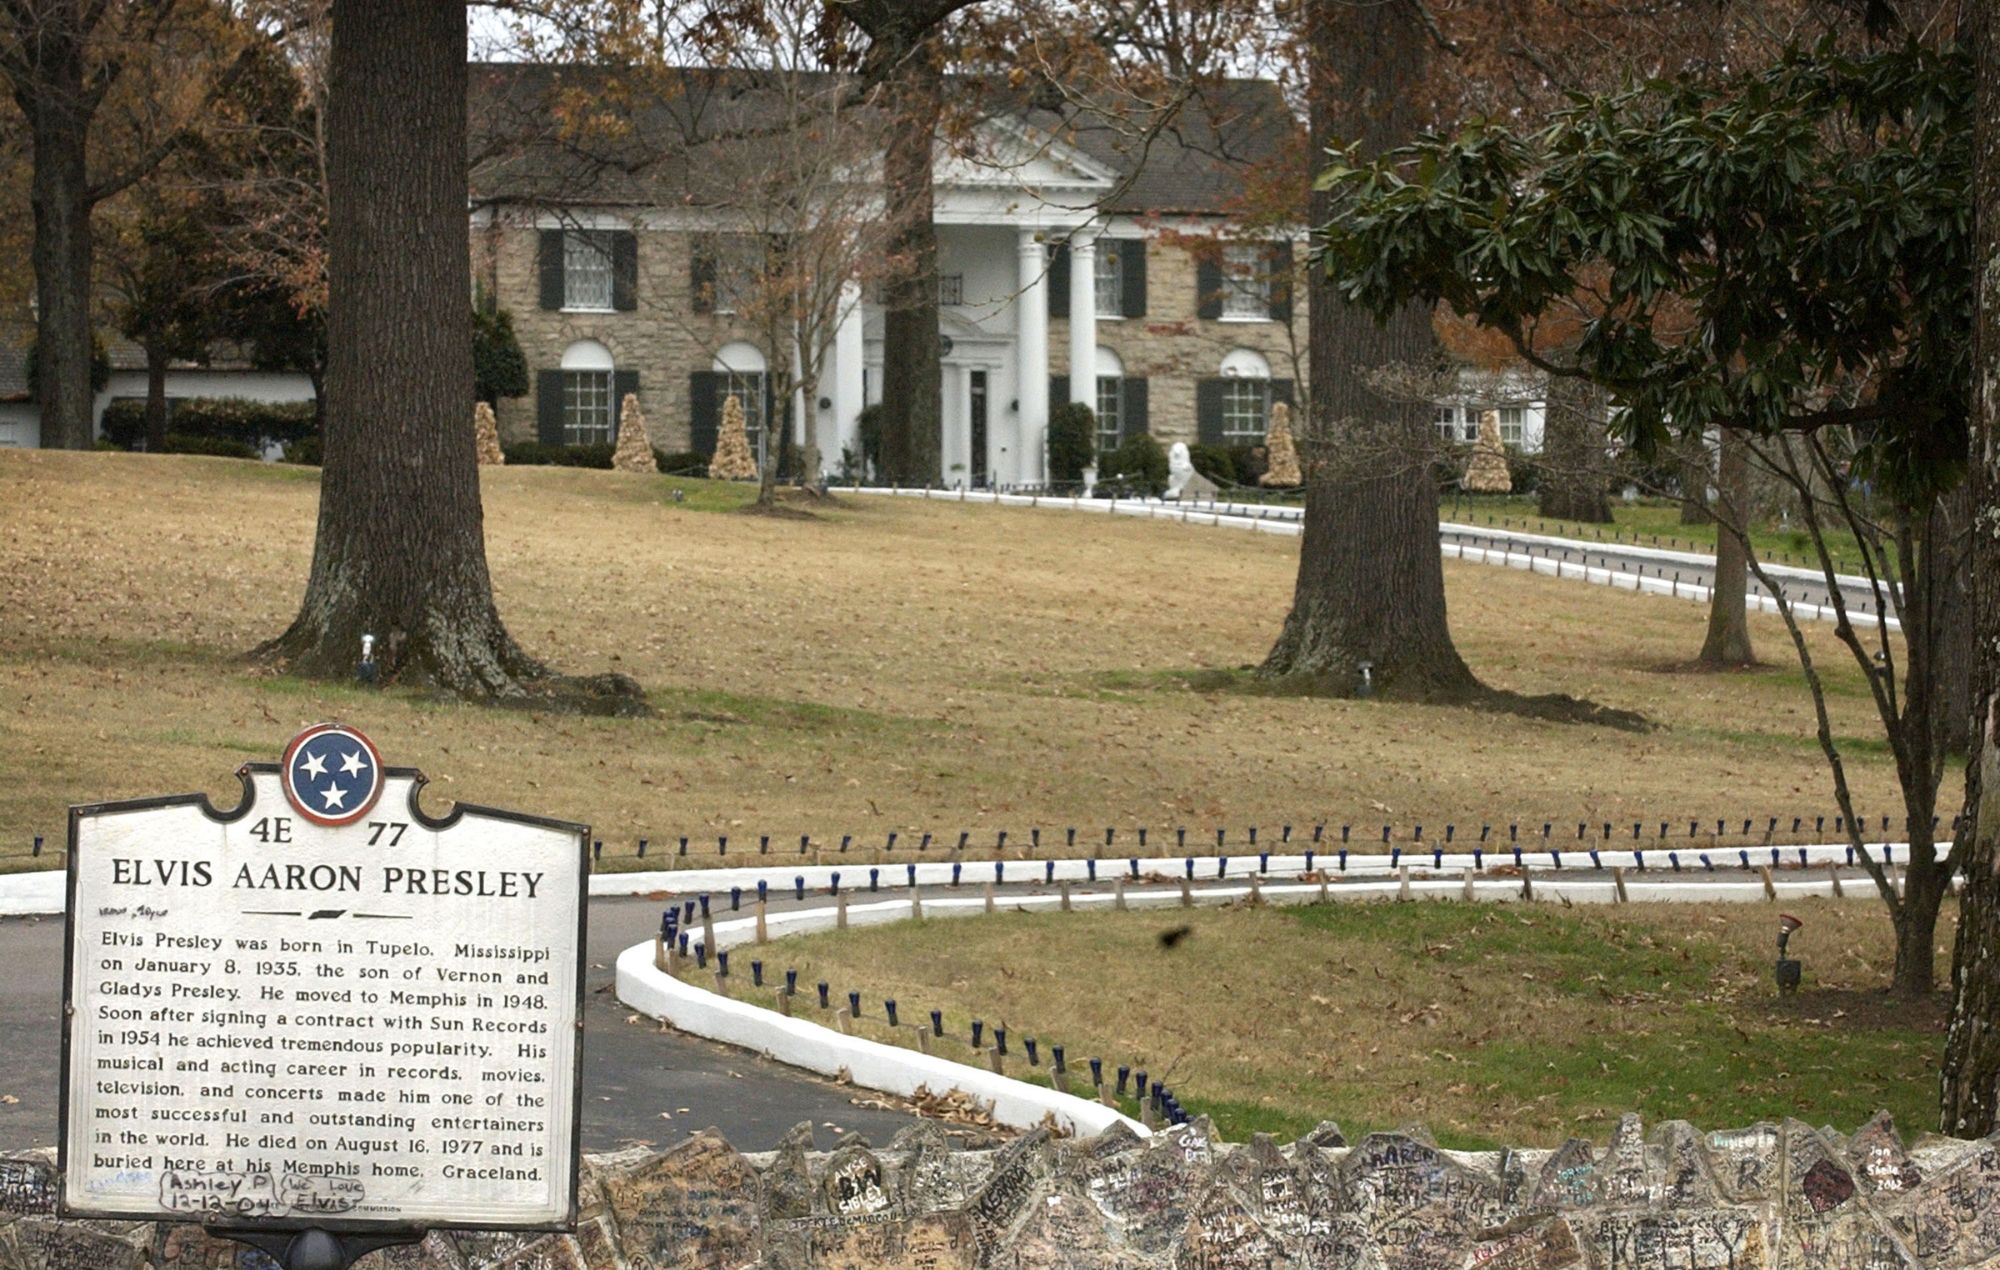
[1499,406,1524,446]
[1094,246,1122,317]
[563,370,613,444]
[1096,376,1121,450]
[1221,379,1268,442]
[938,274,964,306]
[1222,244,1268,320]
[563,231,613,310]
[1435,406,1457,440]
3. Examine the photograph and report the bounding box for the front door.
[969,371,989,488]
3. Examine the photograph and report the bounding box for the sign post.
[59,724,589,1268]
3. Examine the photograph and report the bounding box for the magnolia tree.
[1311,38,1971,996]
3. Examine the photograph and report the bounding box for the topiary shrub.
[1047,401,1096,485]
[502,441,616,468]
[1097,432,1168,497]
[473,306,530,405]
[1188,444,1237,485]
[1228,444,1268,486]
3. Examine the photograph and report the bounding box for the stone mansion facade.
[471,69,1313,486]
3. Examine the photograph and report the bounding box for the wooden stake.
[1758,865,1776,900]
[653,935,669,973]
[1520,869,1534,902]
[835,1007,852,1035]
[755,901,768,944]
[911,892,924,920]
[713,971,729,998]
[1461,868,1475,902]
[1114,879,1127,911]
[837,896,849,930]
[984,883,996,915]
[1826,861,1844,898]
[1060,880,1072,912]
[1180,880,1192,908]
[702,913,717,957]
[777,990,792,1017]
[1319,876,1329,903]
[1051,1069,1068,1094]
[1612,867,1628,903]
[1397,866,1410,902]
[987,1047,1005,1075]
[1250,877,1263,906]
[910,1025,931,1054]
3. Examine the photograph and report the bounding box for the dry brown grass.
[0,451,1934,867]
[735,897,1950,1148]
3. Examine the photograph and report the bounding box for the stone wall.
[7,1111,1999,1267]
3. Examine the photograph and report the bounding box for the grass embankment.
[711,899,1948,1149]
[0,451,1929,872]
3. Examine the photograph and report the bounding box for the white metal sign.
[60,726,588,1233]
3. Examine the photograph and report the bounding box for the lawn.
[0,450,1936,872]
[714,897,1950,1149]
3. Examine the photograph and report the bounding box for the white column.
[832,280,864,477]
[1068,233,1097,414]
[1016,230,1050,487]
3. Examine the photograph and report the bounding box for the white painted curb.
[616,909,1144,1139]
[843,487,1895,630]
[0,870,63,916]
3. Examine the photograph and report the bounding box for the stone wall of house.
[477,218,765,453]
[7,1111,1999,1267]
[1050,237,1308,450]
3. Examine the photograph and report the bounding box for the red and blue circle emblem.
[281,723,386,826]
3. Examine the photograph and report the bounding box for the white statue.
[1165,442,1196,499]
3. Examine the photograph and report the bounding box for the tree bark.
[1260,0,1476,699]
[258,0,618,709]
[1932,482,1977,754]
[875,51,944,486]
[1696,430,1755,668]
[1679,434,1716,525]
[25,63,96,451]
[1942,0,2000,1139]
[143,345,169,451]
[1537,372,1612,522]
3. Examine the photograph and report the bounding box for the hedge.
[101,397,316,449]
[502,441,618,469]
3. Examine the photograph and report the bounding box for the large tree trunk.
[875,51,943,486]
[258,1,563,703]
[1932,483,1977,754]
[1696,430,1755,668]
[1259,0,1477,700]
[1942,0,2000,1139]
[143,345,169,451]
[1537,373,1612,523]
[26,76,96,451]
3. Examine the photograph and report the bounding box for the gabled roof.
[468,64,1295,219]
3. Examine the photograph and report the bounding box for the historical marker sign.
[59,725,588,1234]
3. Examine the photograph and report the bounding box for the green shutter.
[1269,241,1294,323]
[1120,240,1147,318]
[1050,375,1068,408]
[614,370,640,441]
[688,371,720,456]
[690,239,716,314]
[536,369,564,445]
[1047,244,1069,319]
[1196,378,1226,445]
[538,231,564,310]
[1124,377,1148,438]
[1196,256,1223,320]
[612,232,638,311]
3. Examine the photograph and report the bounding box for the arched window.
[1218,349,1271,442]
[1093,347,1125,452]
[559,340,616,445]
[714,342,768,461]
